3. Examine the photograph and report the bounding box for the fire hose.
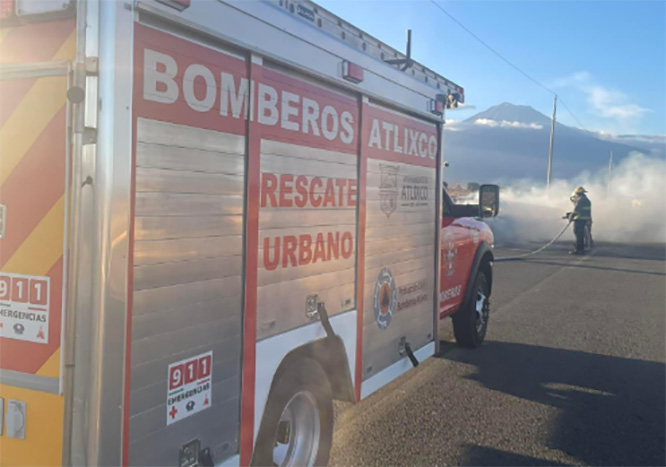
[494,221,572,262]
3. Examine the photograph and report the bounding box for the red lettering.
[261,173,278,208]
[341,231,354,258]
[262,174,360,210]
[299,234,313,265]
[347,179,357,206]
[294,175,308,208]
[263,237,280,271]
[283,235,298,268]
[335,179,346,206]
[312,232,326,263]
[279,174,294,207]
[327,232,340,260]
[323,179,336,207]
[310,177,323,207]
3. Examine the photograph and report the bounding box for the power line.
[558,97,590,132]
[428,0,589,132]
[428,0,554,95]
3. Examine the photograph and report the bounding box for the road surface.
[330,242,666,466]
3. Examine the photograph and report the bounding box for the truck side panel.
[255,64,359,340]
[360,103,438,396]
[0,19,75,467]
[127,24,247,465]
[251,61,360,446]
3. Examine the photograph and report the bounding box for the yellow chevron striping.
[49,28,76,61]
[0,24,75,64]
[36,348,61,378]
[2,195,64,275]
[0,30,75,186]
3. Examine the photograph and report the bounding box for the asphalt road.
[330,242,666,466]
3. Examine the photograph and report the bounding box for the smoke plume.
[486,152,666,246]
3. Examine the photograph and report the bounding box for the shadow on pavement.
[461,444,567,466]
[589,243,666,262]
[438,341,666,466]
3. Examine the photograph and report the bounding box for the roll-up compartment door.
[128,24,246,465]
[255,63,360,342]
[361,102,439,381]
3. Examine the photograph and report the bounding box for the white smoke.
[486,152,666,245]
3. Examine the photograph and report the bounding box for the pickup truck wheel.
[252,358,333,467]
[452,271,490,348]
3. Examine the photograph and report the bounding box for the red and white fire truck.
[0,0,499,465]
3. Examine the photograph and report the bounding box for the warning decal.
[0,273,50,344]
[166,351,213,425]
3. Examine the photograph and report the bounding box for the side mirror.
[479,184,500,218]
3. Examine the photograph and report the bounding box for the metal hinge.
[82,127,97,145]
[85,57,99,76]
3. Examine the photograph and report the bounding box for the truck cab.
[440,184,499,347]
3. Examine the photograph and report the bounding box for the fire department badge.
[379,164,399,218]
[443,230,458,277]
[373,268,397,330]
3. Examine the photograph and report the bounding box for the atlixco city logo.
[373,268,397,330]
[379,164,399,218]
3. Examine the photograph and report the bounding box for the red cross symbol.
[169,406,178,420]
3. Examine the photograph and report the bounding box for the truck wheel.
[452,271,490,348]
[252,358,333,467]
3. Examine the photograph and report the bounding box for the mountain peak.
[464,102,552,126]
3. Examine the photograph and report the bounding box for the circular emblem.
[373,268,397,330]
[443,231,458,277]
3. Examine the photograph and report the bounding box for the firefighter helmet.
[574,186,587,195]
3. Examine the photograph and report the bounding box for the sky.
[316,0,666,136]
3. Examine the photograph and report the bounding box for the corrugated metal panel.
[362,155,437,380]
[135,192,244,217]
[257,140,358,341]
[129,117,244,465]
[135,215,242,241]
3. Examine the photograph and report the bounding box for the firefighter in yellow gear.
[568,186,592,254]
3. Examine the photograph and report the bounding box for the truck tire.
[252,358,333,467]
[452,271,490,348]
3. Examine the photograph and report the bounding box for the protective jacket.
[571,194,592,221]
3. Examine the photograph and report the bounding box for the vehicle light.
[342,60,364,84]
[156,0,191,11]
[430,94,446,115]
[15,0,71,17]
[0,0,13,20]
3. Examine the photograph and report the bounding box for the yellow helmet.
[573,186,587,196]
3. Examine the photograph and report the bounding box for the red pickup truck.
[440,186,498,348]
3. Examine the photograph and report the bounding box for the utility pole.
[607,150,613,196]
[546,95,557,189]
